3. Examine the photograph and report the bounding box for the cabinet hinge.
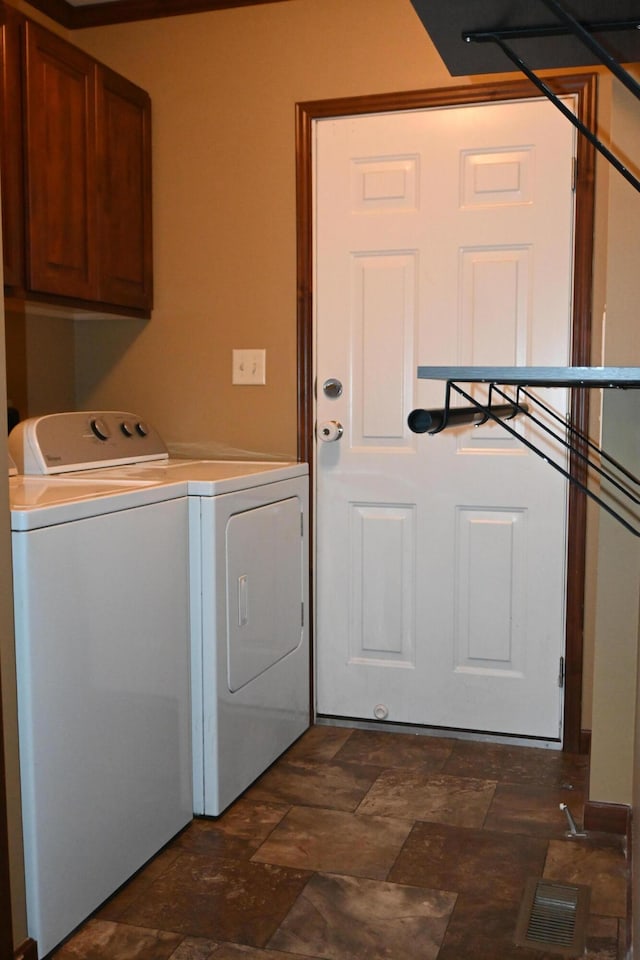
[301,512,304,537]
[558,656,565,688]
[301,602,305,628]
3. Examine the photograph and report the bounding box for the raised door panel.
[24,21,97,300]
[97,66,152,312]
[0,4,25,289]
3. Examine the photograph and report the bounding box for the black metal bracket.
[463,1,640,193]
[408,367,640,538]
[407,397,526,435]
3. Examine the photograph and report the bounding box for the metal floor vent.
[514,877,591,956]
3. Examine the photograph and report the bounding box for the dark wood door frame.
[296,74,597,753]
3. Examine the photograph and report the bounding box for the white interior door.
[314,96,576,740]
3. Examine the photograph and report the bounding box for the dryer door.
[226,495,303,692]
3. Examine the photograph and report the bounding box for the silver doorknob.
[318,420,343,442]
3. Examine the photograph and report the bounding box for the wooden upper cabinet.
[1,8,153,316]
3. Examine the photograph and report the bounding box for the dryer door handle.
[238,575,249,626]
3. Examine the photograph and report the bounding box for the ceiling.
[24,0,292,29]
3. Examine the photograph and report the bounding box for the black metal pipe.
[463,19,640,45]
[407,402,526,434]
[487,35,640,194]
[539,0,640,101]
[488,383,640,506]
[517,386,640,487]
[447,382,640,539]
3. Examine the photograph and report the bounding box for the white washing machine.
[75,454,310,816]
[9,412,193,956]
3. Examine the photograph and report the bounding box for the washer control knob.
[90,417,111,441]
[120,421,135,437]
[135,421,149,437]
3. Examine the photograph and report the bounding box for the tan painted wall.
[635,599,640,959]
[589,71,640,807]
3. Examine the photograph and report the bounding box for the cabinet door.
[24,22,98,300]
[0,4,24,289]
[97,66,152,311]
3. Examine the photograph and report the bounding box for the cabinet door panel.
[24,22,97,300]
[97,66,152,311]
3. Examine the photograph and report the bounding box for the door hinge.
[300,512,304,537]
[558,655,565,688]
[301,602,305,627]
[571,157,577,192]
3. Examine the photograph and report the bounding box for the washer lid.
[9,475,186,530]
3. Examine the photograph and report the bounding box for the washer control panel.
[9,411,169,474]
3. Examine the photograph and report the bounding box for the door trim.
[296,75,597,753]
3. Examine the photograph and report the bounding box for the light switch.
[232,349,266,385]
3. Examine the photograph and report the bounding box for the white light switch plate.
[232,349,266,385]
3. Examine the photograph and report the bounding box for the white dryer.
[191,462,309,815]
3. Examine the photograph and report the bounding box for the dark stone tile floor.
[51,725,628,960]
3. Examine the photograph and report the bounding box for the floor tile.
[436,892,585,960]
[116,853,312,946]
[583,916,622,960]
[438,896,620,960]
[98,846,184,921]
[244,758,382,811]
[173,801,289,859]
[208,945,309,959]
[52,919,182,959]
[443,739,588,789]
[283,724,354,762]
[484,781,586,838]
[544,838,628,917]
[251,805,413,879]
[333,728,454,769]
[268,872,456,960]
[388,821,548,902]
[357,768,496,827]
[168,939,219,960]
[46,726,630,960]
